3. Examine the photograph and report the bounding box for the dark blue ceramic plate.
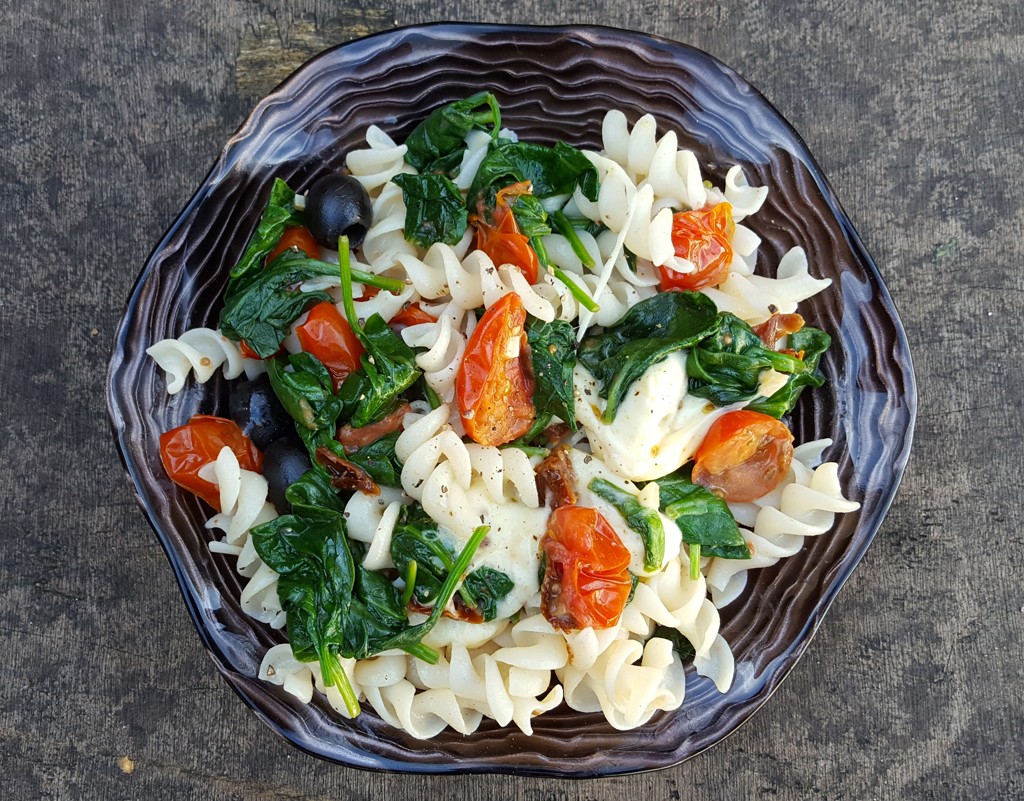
[107,23,916,776]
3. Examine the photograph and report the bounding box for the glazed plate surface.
[107,23,916,776]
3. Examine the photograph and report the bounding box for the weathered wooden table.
[2,1,1020,798]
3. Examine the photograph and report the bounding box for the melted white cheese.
[420,466,549,620]
[573,352,739,482]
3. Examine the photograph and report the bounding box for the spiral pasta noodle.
[202,447,286,628]
[146,328,252,395]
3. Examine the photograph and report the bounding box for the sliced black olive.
[305,174,373,250]
[263,437,312,514]
[228,374,293,451]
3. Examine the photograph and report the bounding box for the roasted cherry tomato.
[540,505,632,631]
[659,202,735,291]
[388,302,437,334]
[692,410,794,502]
[295,301,365,392]
[474,182,540,284]
[159,415,263,510]
[267,225,320,264]
[456,292,535,446]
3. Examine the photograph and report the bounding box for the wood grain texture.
[0,0,1020,798]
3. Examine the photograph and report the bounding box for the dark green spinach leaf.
[467,139,599,212]
[390,505,513,622]
[284,467,346,514]
[219,250,339,357]
[657,469,750,560]
[461,567,515,622]
[403,92,501,173]
[265,352,345,432]
[746,326,831,417]
[687,313,829,418]
[652,624,697,664]
[577,291,720,422]
[226,178,302,292]
[345,430,403,488]
[250,507,362,712]
[391,173,469,248]
[526,318,577,431]
[349,313,421,428]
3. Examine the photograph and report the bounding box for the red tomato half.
[474,182,540,284]
[540,505,632,631]
[159,416,263,510]
[456,292,535,446]
[692,410,794,502]
[295,301,365,392]
[659,202,735,291]
[267,226,320,264]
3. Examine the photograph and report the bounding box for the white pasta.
[146,327,255,394]
[345,125,413,194]
[360,181,420,275]
[202,447,286,629]
[702,247,833,325]
[149,103,860,741]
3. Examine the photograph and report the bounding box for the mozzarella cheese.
[573,352,738,482]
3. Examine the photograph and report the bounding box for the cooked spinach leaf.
[467,139,599,212]
[577,291,720,422]
[391,173,468,248]
[390,505,513,622]
[219,251,336,357]
[284,467,346,513]
[227,178,302,291]
[526,318,577,431]
[657,469,750,561]
[252,501,490,716]
[249,507,364,715]
[335,240,422,428]
[588,477,665,572]
[349,313,421,428]
[687,313,830,418]
[461,568,515,622]
[265,352,345,432]
[506,192,551,238]
[746,326,831,418]
[403,91,501,173]
[344,430,403,488]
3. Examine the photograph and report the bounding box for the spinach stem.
[424,383,442,410]
[531,235,600,313]
[401,560,418,607]
[689,543,701,582]
[552,210,596,269]
[321,653,361,718]
[403,642,439,664]
[350,269,404,294]
[338,236,362,335]
[381,526,491,656]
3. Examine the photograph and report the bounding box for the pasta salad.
[147,94,859,738]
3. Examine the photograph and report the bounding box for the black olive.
[304,173,373,250]
[228,374,293,451]
[263,437,312,514]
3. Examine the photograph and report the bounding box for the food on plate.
[146,94,859,737]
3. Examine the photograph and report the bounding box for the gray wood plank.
[1,0,1020,798]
